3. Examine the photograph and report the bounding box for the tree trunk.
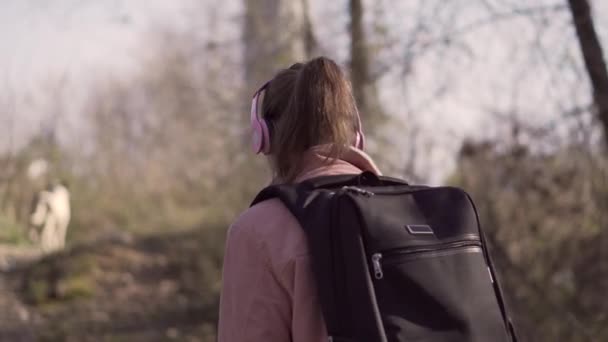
[349,0,384,135]
[302,0,317,58]
[349,0,369,112]
[568,0,608,148]
[243,0,310,91]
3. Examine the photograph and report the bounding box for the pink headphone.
[250,81,366,154]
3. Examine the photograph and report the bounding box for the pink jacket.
[218,146,382,342]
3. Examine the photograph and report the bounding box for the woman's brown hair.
[261,56,361,182]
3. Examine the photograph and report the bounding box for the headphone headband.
[249,78,366,154]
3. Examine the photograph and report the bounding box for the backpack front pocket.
[370,240,508,342]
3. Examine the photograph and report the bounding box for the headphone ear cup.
[355,131,365,150]
[251,120,263,154]
[259,119,271,154]
[250,89,267,154]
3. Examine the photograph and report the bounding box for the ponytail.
[262,57,360,182]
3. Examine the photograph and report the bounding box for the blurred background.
[0,0,606,341]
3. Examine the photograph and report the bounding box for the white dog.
[29,183,71,253]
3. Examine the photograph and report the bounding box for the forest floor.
[0,230,222,342]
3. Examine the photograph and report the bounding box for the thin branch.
[568,0,608,148]
[373,3,567,82]
[448,3,567,39]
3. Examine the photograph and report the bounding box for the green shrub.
[0,214,29,245]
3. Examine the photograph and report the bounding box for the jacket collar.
[292,145,382,183]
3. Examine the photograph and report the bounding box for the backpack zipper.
[339,186,487,284]
[341,186,375,197]
[341,185,467,197]
[371,240,482,280]
[371,253,384,279]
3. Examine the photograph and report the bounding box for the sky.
[0,0,198,151]
[0,0,190,88]
[0,0,607,182]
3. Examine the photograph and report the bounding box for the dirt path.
[0,245,41,342]
[0,245,42,272]
[0,277,37,341]
[0,231,221,341]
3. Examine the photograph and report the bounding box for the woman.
[218,56,382,342]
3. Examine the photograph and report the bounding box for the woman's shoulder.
[228,198,310,265]
[232,198,294,231]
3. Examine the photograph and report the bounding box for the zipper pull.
[341,186,375,197]
[372,253,383,279]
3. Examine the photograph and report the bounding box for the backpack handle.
[301,171,408,189]
[251,172,409,207]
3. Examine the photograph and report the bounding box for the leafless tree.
[568,0,608,148]
[243,0,312,90]
[349,0,385,134]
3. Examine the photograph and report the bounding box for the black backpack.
[252,172,518,342]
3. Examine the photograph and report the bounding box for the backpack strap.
[252,182,346,339]
[251,183,301,208]
[251,172,409,341]
[464,192,519,342]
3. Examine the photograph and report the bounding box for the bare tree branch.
[568,0,608,148]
